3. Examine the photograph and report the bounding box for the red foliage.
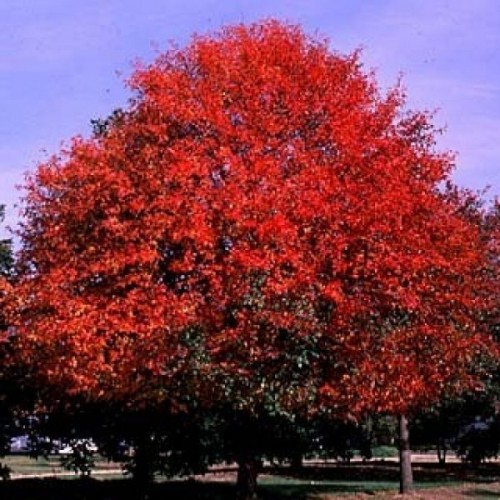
[8,21,494,415]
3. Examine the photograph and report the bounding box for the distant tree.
[8,21,494,497]
[0,205,14,479]
[412,394,494,465]
[0,207,13,280]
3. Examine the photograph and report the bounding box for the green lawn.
[0,477,427,500]
[0,475,484,500]
[1,456,500,499]
[2,454,122,477]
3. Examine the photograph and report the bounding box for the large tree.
[8,21,493,497]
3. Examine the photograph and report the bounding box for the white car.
[58,439,98,455]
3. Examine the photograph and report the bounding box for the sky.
[1,0,499,240]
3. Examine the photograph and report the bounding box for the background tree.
[0,205,14,478]
[8,21,494,498]
[0,207,13,280]
[410,197,500,467]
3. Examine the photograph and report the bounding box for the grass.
[0,477,427,500]
[260,477,402,497]
[1,456,500,499]
[0,476,489,500]
[2,453,123,477]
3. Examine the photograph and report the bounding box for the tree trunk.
[236,457,260,500]
[131,435,154,500]
[437,438,447,466]
[290,454,303,470]
[398,414,413,494]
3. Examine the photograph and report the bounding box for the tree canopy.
[8,21,494,423]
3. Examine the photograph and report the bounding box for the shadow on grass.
[260,482,396,499]
[0,477,398,500]
[2,462,500,500]
[1,478,225,500]
[272,461,500,484]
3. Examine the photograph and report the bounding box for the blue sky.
[1,0,499,239]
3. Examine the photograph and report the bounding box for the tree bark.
[398,414,413,494]
[131,435,154,500]
[290,454,303,470]
[236,457,260,500]
[437,438,447,466]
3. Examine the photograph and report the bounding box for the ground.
[2,455,500,498]
[345,483,500,499]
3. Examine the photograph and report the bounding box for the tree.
[0,205,14,479]
[8,21,493,497]
[484,200,500,343]
[410,198,500,468]
[0,207,13,280]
